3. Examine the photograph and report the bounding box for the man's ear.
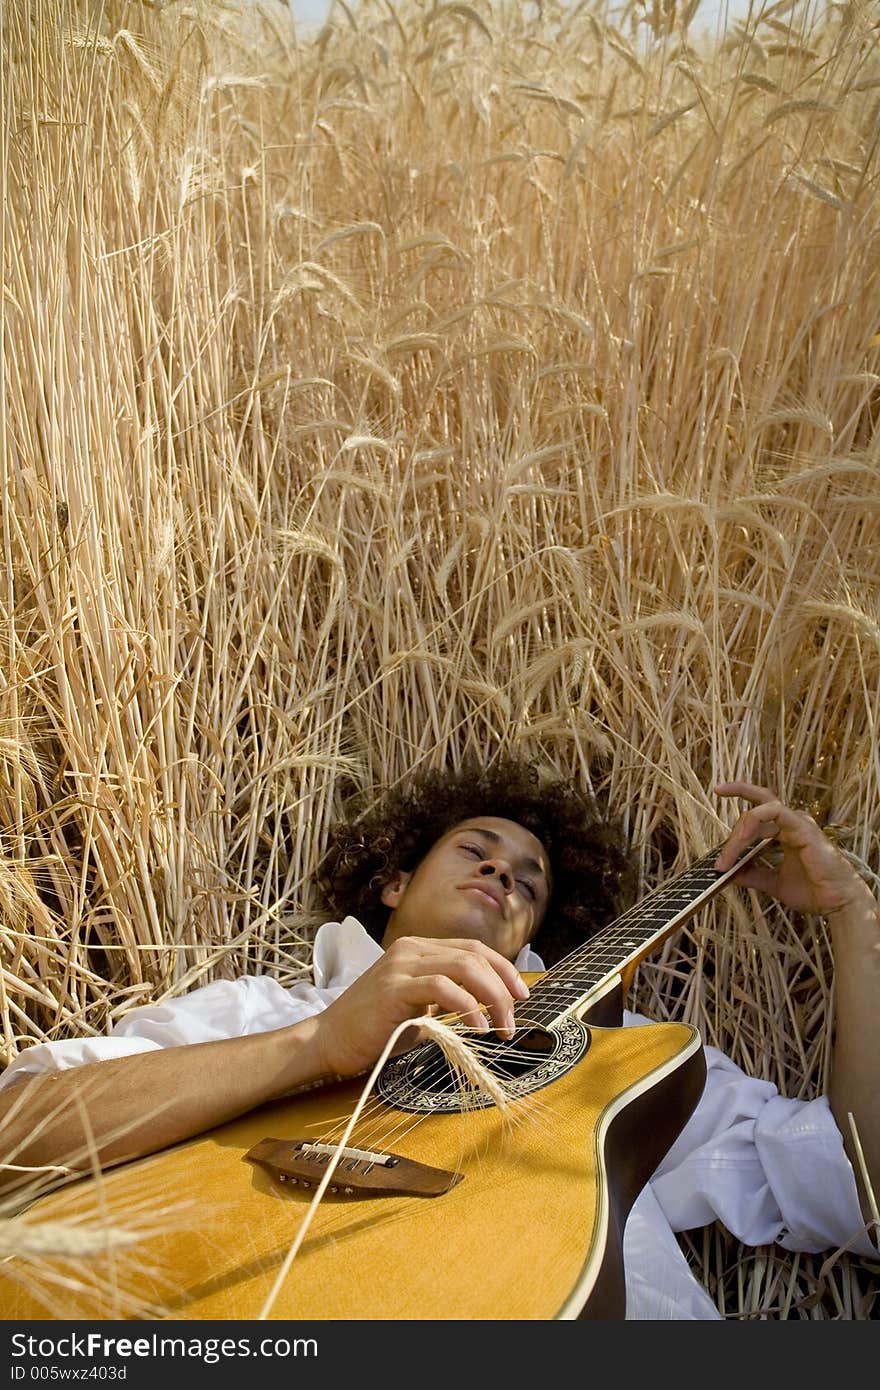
[380,870,412,908]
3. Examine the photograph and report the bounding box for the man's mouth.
[462,885,503,913]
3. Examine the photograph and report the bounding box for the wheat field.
[1,0,878,1318]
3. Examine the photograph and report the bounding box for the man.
[0,760,877,1318]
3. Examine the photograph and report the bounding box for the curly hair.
[315,755,637,967]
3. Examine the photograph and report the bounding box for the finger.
[406,975,494,1033]
[724,863,779,896]
[714,782,777,804]
[384,939,527,1035]
[406,937,530,1000]
[401,961,519,1037]
[449,939,531,1000]
[714,800,787,870]
[713,785,777,870]
[445,955,521,1035]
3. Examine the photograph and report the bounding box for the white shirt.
[1,918,875,1319]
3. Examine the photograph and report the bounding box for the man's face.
[379,816,552,963]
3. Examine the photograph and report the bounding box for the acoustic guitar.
[0,838,769,1321]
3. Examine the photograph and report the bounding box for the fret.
[519,837,772,1028]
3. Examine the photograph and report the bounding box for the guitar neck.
[517,836,773,1029]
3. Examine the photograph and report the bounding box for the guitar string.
[266,1006,611,1318]
[329,843,764,1149]
[321,862,724,1151]
[338,1025,531,1148]
[314,1007,560,1152]
[260,1011,571,1318]
[258,1014,438,1319]
[515,842,769,1025]
[314,1041,538,1160]
[316,840,769,1153]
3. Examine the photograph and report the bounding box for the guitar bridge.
[244,1137,463,1197]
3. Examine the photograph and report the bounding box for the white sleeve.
[0,920,377,1091]
[623,1185,722,1320]
[109,975,329,1046]
[0,1034,164,1087]
[0,970,335,1090]
[626,1010,878,1259]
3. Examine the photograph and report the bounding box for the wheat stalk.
[1,0,877,1317]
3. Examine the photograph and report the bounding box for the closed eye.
[461,843,537,900]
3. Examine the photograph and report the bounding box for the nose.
[477,859,513,893]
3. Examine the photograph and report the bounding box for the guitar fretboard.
[516,837,772,1030]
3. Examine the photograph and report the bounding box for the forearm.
[0,1013,328,1195]
[0,934,531,1201]
[826,881,880,1225]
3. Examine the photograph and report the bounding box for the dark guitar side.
[578,1032,706,1317]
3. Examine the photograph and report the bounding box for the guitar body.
[0,1019,705,1322]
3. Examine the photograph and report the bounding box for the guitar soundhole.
[378,1016,590,1114]
[472,1026,557,1077]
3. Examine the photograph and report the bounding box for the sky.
[286,0,756,33]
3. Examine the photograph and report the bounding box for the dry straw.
[1,0,878,1317]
